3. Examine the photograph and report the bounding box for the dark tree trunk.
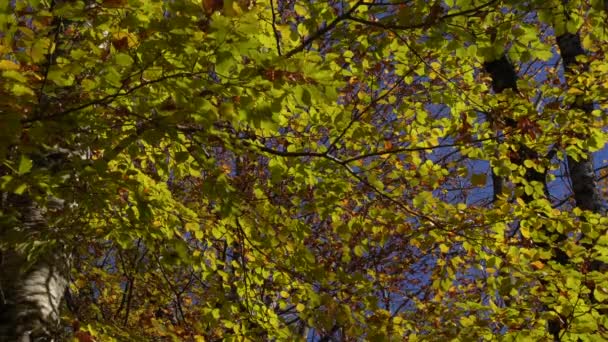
[483,54,564,340]
[554,17,607,338]
[483,55,548,200]
[483,56,515,201]
[555,32,605,214]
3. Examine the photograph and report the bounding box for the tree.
[1,0,607,340]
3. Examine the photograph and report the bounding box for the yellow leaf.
[280,290,289,298]
[520,225,530,238]
[296,303,305,312]
[295,4,308,16]
[530,260,544,270]
[223,0,242,16]
[0,60,20,70]
[567,87,584,95]
[582,34,593,50]
[185,222,198,231]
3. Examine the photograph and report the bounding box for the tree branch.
[284,1,364,58]
[361,1,414,6]
[347,0,500,31]
[22,71,206,125]
[340,135,503,164]
[270,0,282,56]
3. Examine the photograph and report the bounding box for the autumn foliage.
[1,0,608,341]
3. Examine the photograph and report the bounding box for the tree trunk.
[554,15,607,337]
[555,32,605,214]
[0,191,71,341]
[483,54,566,339]
[483,55,549,200]
[0,248,71,341]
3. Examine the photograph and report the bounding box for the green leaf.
[17,155,32,175]
[47,69,74,86]
[14,182,28,195]
[2,70,26,82]
[115,53,134,67]
[367,173,384,191]
[594,288,608,303]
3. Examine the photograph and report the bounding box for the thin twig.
[339,135,503,164]
[326,60,422,153]
[361,1,414,6]
[284,1,364,58]
[270,0,282,56]
[348,0,500,31]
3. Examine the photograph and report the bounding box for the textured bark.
[556,32,605,214]
[0,149,74,342]
[0,251,71,342]
[0,195,71,342]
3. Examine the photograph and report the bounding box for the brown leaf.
[202,0,223,14]
[102,0,127,7]
[75,331,95,342]
[111,36,129,51]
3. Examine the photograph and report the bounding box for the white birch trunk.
[1,196,71,341]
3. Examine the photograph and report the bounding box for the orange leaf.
[530,260,544,270]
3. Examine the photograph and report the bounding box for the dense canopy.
[1,0,608,340]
